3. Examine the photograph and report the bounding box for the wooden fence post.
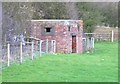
[111,30,114,42]
[7,43,10,67]
[53,40,56,53]
[31,41,34,60]
[39,40,43,57]
[39,41,42,57]
[82,38,87,51]
[20,42,23,64]
[51,40,56,53]
[86,37,90,50]
[46,39,48,53]
[51,40,53,53]
[91,37,94,48]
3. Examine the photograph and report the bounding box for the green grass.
[2,42,118,82]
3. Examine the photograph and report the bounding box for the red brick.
[31,20,83,53]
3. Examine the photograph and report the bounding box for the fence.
[2,38,56,68]
[82,37,95,51]
[84,30,118,42]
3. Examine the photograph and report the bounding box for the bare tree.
[65,2,79,20]
[2,2,34,45]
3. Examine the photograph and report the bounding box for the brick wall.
[31,20,83,53]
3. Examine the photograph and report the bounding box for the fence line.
[84,30,118,42]
[82,37,94,51]
[2,38,57,68]
[4,36,95,68]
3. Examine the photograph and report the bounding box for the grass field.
[2,41,118,82]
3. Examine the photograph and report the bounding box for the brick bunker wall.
[67,21,83,53]
[31,21,56,52]
[55,24,68,53]
[31,20,83,53]
[55,23,83,53]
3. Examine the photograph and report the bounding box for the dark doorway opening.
[72,35,76,53]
